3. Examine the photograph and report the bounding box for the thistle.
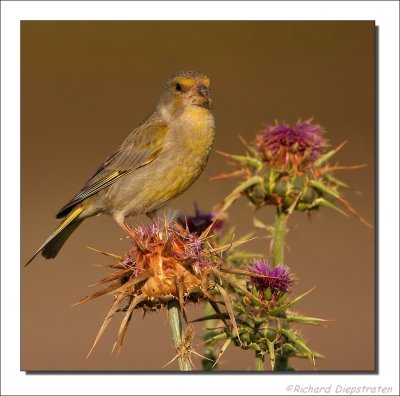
[193,259,326,371]
[214,119,371,226]
[74,215,257,370]
[211,118,371,371]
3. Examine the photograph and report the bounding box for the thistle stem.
[271,210,290,371]
[167,299,192,371]
[255,352,265,371]
[272,210,287,268]
[274,354,292,371]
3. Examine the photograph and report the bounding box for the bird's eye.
[175,83,183,91]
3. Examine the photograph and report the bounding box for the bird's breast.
[171,106,215,156]
[155,106,214,191]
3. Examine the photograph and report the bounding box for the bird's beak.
[192,84,211,109]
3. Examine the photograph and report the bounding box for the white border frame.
[1,1,399,395]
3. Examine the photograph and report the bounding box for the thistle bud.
[177,204,225,236]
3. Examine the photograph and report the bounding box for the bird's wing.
[56,116,168,219]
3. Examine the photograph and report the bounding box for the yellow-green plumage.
[27,71,215,265]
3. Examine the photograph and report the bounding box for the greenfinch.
[27,71,215,265]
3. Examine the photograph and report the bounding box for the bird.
[26,71,215,265]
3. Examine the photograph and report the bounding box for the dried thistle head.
[75,216,258,357]
[213,118,371,227]
[129,221,207,299]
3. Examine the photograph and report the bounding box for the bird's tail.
[26,207,84,266]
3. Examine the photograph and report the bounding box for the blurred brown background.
[21,21,375,372]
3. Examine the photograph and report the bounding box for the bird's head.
[158,71,212,118]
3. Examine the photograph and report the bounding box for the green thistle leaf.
[285,314,329,325]
[263,287,272,301]
[309,180,340,199]
[268,305,287,317]
[312,197,348,216]
[292,175,306,191]
[213,338,232,368]
[324,174,349,188]
[288,287,315,307]
[204,332,228,344]
[253,217,270,231]
[276,292,289,305]
[190,313,231,323]
[280,329,314,363]
[230,154,262,169]
[283,342,302,355]
[222,176,263,211]
[313,141,346,167]
[247,342,262,352]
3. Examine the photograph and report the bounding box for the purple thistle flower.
[248,261,293,294]
[257,119,327,165]
[177,205,224,236]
